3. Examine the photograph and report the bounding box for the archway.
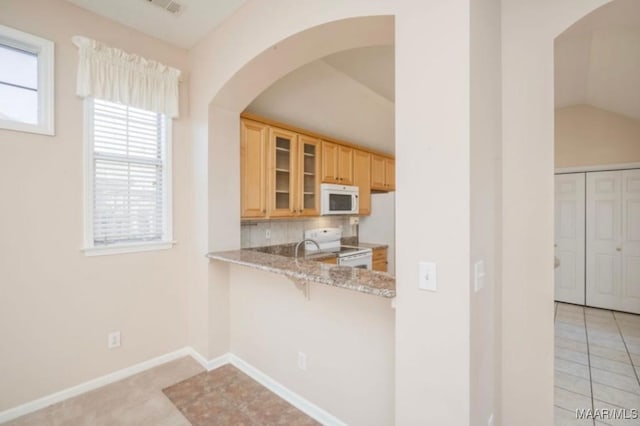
[501,0,613,424]
[195,14,396,425]
[190,1,506,424]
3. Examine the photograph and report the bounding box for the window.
[84,98,172,255]
[0,24,54,135]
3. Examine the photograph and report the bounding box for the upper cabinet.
[240,114,394,219]
[298,135,321,216]
[240,120,268,218]
[353,149,371,215]
[321,141,353,184]
[267,127,321,218]
[268,127,298,217]
[371,154,395,192]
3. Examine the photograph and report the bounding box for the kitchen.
[209,46,396,294]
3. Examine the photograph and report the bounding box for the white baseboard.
[229,354,346,426]
[185,347,230,371]
[0,349,345,426]
[0,347,193,424]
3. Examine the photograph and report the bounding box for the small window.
[0,24,54,135]
[84,98,173,255]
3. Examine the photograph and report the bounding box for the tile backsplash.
[241,217,356,248]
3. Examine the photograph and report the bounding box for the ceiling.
[555,0,640,120]
[64,0,247,48]
[323,46,395,102]
[245,45,396,154]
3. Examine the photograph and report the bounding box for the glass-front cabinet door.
[268,127,297,217]
[298,135,321,216]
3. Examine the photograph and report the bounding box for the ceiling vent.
[145,0,184,16]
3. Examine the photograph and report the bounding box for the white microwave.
[320,184,359,215]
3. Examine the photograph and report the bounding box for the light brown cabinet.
[240,120,268,218]
[371,155,395,192]
[267,126,321,218]
[352,149,371,216]
[322,141,353,184]
[372,247,388,272]
[241,113,395,219]
[297,135,321,216]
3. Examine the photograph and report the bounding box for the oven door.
[337,252,372,270]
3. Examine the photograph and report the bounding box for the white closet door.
[620,170,640,314]
[554,173,586,304]
[586,171,624,312]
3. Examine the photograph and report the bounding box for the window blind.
[90,98,167,246]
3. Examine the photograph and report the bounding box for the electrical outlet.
[108,331,121,349]
[349,217,359,225]
[265,229,271,239]
[297,352,307,371]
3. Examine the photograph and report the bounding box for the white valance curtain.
[72,36,181,118]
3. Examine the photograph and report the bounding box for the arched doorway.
[501,0,614,424]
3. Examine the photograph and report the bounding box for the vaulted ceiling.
[555,0,640,120]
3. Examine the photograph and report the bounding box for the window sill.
[0,119,55,136]
[83,241,176,257]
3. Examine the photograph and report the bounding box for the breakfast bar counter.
[207,249,396,298]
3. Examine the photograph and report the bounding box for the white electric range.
[303,228,372,269]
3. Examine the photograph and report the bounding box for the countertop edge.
[207,250,396,299]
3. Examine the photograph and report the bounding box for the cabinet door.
[371,155,387,191]
[240,120,267,218]
[268,127,298,217]
[298,135,321,216]
[372,248,388,272]
[385,158,395,191]
[338,146,353,184]
[353,150,371,215]
[554,173,585,305]
[321,141,339,183]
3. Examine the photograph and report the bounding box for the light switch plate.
[474,260,486,292]
[418,262,437,291]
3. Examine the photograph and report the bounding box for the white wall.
[247,59,394,154]
[228,265,395,425]
[0,0,192,411]
[556,104,640,168]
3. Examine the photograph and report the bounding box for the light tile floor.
[555,302,640,425]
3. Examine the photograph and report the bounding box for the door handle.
[554,243,557,248]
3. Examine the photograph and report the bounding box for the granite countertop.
[207,249,396,298]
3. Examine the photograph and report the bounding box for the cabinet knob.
[263,209,266,213]
[616,247,622,252]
